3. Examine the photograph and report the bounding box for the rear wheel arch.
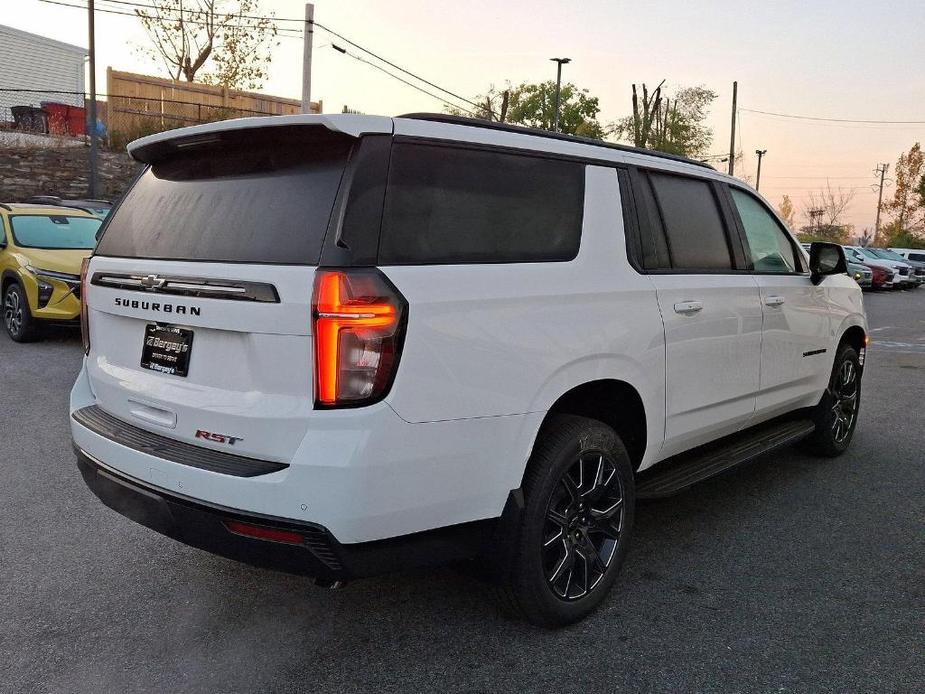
[534,379,647,473]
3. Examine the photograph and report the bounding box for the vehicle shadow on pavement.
[72,441,876,692]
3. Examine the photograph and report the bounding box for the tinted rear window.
[97,133,351,264]
[649,173,732,270]
[379,143,584,264]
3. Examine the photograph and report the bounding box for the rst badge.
[195,430,244,446]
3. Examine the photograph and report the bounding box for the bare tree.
[135,0,279,90]
[803,182,856,227]
[630,80,666,148]
[798,183,856,243]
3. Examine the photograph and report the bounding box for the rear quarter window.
[379,143,584,264]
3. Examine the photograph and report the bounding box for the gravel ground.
[1,288,922,693]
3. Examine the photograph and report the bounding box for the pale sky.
[8,0,925,232]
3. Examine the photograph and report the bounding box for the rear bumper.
[71,361,542,543]
[76,448,501,580]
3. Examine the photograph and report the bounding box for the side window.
[648,173,733,270]
[909,252,925,263]
[730,188,799,274]
[379,143,584,264]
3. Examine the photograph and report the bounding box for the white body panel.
[649,274,762,457]
[753,275,834,414]
[70,113,868,546]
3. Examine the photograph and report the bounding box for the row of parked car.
[801,243,925,290]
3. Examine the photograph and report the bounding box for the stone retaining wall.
[0,143,140,202]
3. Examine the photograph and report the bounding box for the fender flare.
[525,353,663,469]
[1,268,22,292]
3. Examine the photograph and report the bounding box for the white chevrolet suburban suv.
[71,113,867,627]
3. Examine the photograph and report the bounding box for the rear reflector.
[224,521,304,545]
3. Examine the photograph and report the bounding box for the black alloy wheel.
[806,344,862,457]
[543,451,626,601]
[492,414,635,627]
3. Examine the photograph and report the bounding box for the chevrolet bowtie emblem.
[140,274,167,290]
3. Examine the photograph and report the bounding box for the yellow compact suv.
[1,203,102,342]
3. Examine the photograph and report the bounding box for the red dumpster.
[40,102,86,136]
[66,105,86,135]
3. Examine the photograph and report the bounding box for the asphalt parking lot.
[1,290,923,694]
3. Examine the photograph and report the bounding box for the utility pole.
[754,149,767,191]
[301,3,315,114]
[727,81,737,176]
[87,0,98,197]
[874,163,889,244]
[549,57,571,132]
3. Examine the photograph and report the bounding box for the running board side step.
[636,419,816,499]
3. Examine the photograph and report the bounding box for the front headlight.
[25,265,80,283]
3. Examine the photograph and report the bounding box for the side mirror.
[809,242,847,285]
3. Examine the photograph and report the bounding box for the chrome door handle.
[673,300,703,315]
[764,296,785,307]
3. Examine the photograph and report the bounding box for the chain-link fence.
[1,88,288,151]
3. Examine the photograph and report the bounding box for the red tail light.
[80,257,90,354]
[312,269,407,407]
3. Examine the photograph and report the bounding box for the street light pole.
[87,0,98,197]
[549,57,571,132]
[755,149,767,191]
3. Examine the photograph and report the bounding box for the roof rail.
[0,203,11,211]
[396,113,714,170]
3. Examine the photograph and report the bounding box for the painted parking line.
[870,340,925,353]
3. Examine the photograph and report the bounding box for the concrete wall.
[0,145,141,202]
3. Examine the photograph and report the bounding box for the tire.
[3,282,40,342]
[492,414,635,628]
[806,344,861,457]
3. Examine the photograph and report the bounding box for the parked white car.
[844,246,914,288]
[887,247,925,285]
[890,248,925,264]
[71,113,867,627]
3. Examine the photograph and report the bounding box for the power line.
[39,0,303,34]
[66,0,491,113]
[740,107,925,125]
[333,46,475,116]
[39,0,487,115]
[762,175,872,180]
[95,0,307,23]
[312,20,493,116]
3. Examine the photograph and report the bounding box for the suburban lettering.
[113,296,201,316]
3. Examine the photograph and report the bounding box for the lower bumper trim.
[75,448,499,580]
